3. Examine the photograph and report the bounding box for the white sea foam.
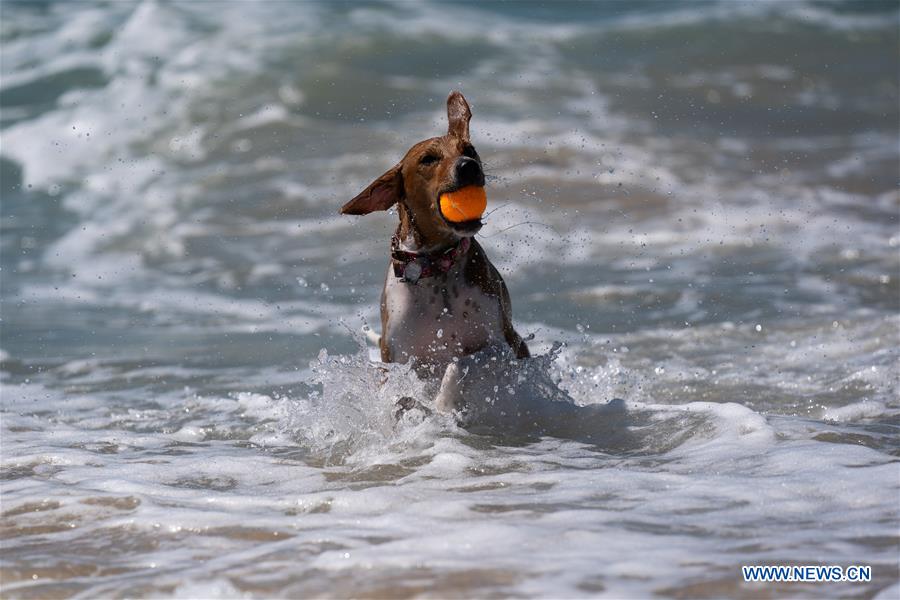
[822,400,888,423]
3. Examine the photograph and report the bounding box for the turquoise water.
[1,1,898,597]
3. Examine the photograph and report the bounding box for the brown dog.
[340,91,528,411]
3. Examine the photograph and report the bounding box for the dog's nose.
[455,156,485,188]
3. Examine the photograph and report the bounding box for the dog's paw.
[393,396,432,423]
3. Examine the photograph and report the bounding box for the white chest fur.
[382,261,503,368]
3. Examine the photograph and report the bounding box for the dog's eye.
[419,154,440,166]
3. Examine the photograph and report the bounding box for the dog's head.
[340,91,485,245]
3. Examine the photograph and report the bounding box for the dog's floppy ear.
[340,163,403,215]
[447,90,471,141]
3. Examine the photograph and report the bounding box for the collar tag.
[403,261,422,283]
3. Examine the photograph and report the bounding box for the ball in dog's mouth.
[439,185,485,236]
[439,186,486,223]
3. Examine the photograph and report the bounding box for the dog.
[340,91,529,413]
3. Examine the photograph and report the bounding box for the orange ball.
[439,186,487,222]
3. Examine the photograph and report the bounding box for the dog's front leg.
[434,361,465,413]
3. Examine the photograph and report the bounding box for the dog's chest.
[382,264,502,365]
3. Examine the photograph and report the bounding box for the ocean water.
[1,0,898,597]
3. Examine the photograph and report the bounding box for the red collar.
[390,235,471,283]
